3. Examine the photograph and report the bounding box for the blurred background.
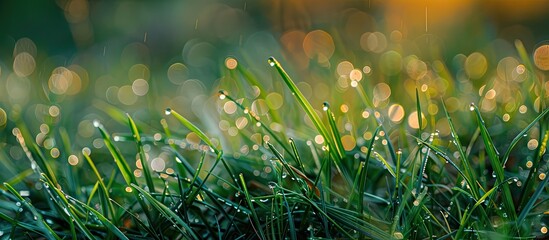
[1,0,549,185]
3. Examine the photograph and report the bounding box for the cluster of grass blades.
[1,50,549,239]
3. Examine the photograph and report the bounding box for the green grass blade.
[3,182,62,240]
[82,148,116,223]
[267,57,342,163]
[40,173,96,239]
[131,183,199,239]
[358,126,380,216]
[470,103,516,221]
[66,196,129,240]
[239,173,266,239]
[517,168,549,224]
[95,121,136,186]
[324,102,346,160]
[518,130,549,211]
[220,91,296,161]
[165,108,219,155]
[502,108,549,166]
[441,100,480,199]
[127,113,156,193]
[416,89,423,135]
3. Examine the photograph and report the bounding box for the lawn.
[1,1,549,239]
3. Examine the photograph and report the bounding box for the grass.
[1,38,549,239]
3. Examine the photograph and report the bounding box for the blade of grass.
[3,182,61,240]
[267,57,344,167]
[470,103,516,222]
[239,173,266,239]
[323,102,346,159]
[441,100,480,199]
[165,108,219,155]
[358,126,380,218]
[82,148,116,223]
[40,173,95,239]
[502,108,549,166]
[95,121,136,185]
[127,113,156,193]
[95,121,157,236]
[131,183,199,239]
[518,129,549,212]
[66,195,129,240]
[220,91,296,161]
[517,168,549,224]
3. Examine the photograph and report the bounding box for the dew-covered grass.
[2,6,549,238]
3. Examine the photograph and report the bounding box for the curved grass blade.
[441,100,480,199]
[502,108,549,166]
[165,108,219,155]
[95,121,136,185]
[66,196,129,240]
[517,168,549,224]
[82,149,116,223]
[455,178,514,239]
[323,102,346,160]
[131,183,199,239]
[3,182,61,240]
[470,104,516,221]
[220,91,296,161]
[239,173,266,240]
[40,173,95,239]
[127,113,156,193]
[267,57,342,163]
[518,130,549,212]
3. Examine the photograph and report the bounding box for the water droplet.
[503,212,508,218]
[15,202,21,207]
[165,108,172,115]
[92,120,101,128]
[322,102,329,111]
[260,199,269,203]
[268,57,276,67]
[234,192,241,197]
[218,90,227,100]
[469,103,475,111]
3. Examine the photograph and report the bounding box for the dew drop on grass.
[268,57,276,67]
[92,120,100,128]
[165,108,172,115]
[218,90,226,100]
[322,102,329,111]
[469,103,475,111]
[15,202,21,207]
[234,192,241,197]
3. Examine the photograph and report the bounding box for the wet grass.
[1,48,549,239]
